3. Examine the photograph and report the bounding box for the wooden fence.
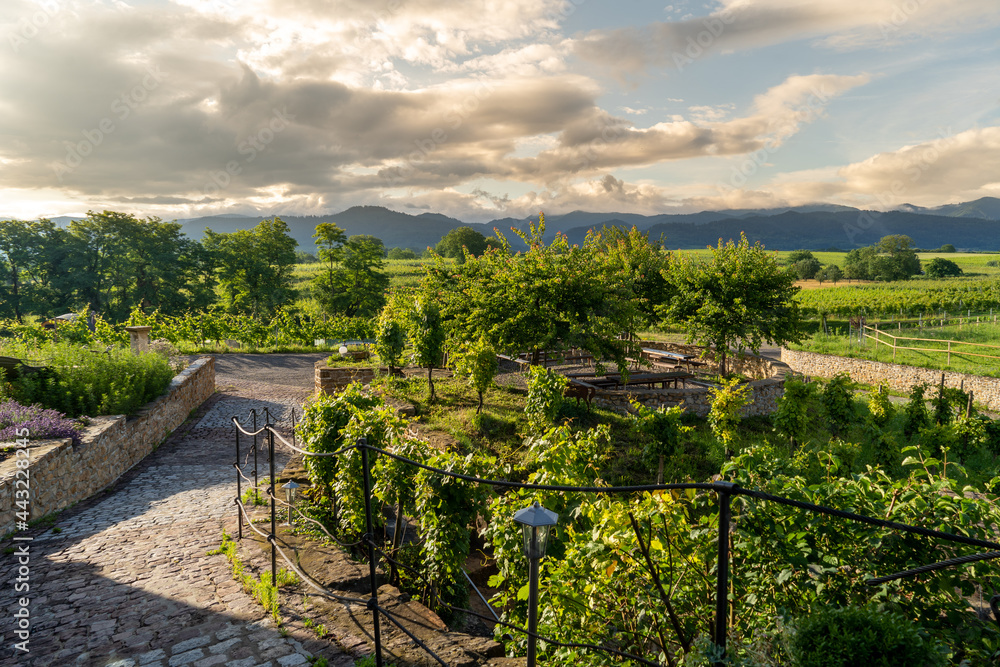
[863,325,1000,366]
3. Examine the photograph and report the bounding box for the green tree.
[588,225,674,330]
[454,337,498,413]
[426,214,639,374]
[793,257,822,280]
[374,308,406,375]
[787,250,816,264]
[708,376,753,459]
[924,257,963,279]
[660,232,804,376]
[434,226,497,264]
[204,217,297,317]
[312,231,390,317]
[773,377,820,449]
[844,235,921,281]
[628,401,691,484]
[0,219,72,321]
[410,298,446,400]
[816,264,843,285]
[387,247,417,259]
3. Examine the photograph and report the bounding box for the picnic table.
[575,371,694,390]
[640,348,707,372]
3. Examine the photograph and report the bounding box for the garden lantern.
[339,345,349,357]
[281,480,300,526]
[513,501,558,666]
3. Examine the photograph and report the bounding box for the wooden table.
[640,348,707,372]
[574,371,695,390]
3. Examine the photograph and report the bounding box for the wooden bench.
[0,356,50,382]
[564,379,598,407]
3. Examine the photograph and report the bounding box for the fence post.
[947,341,951,367]
[269,426,277,588]
[236,422,242,540]
[713,481,737,663]
[253,410,259,491]
[361,438,384,667]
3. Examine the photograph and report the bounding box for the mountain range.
[22,197,1000,253]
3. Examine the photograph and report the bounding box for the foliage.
[525,366,568,432]
[409,298,446,400]
[843,235,921,281]
[903,384,931,437]
[588,225,675,330]
[295,385,381,501]
[821,373,856,436]
[787,605,948,667]
[924,258,963,279]
[0,340,174,417]
[794,277,1000,318]
[661,232,804,375]
[773,377,820,447]
[424,214,640,375]
[387,247,418,260]
[708,377,753,458]
[373,310,406,374]
[0,400,82,445]
[815,264,842,285]
[434,226,499,264]
[793,258,822,280]
[312,229,390,318]
[453,336,498,413]
[203,217,298,317]
[867,382,894,427]
[628,400,691,483]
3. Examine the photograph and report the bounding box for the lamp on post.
[513,501,558,667]
[281,481,300,526]
[339,345,349,357]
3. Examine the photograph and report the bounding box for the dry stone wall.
[781,348,1000,410]
[0,356,215,536]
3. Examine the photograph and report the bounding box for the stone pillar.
[124,326,153,354]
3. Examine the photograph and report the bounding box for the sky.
[1,0,999,222]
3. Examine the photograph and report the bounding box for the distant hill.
[20,198,1000,253]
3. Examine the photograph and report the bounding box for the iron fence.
[231,411,1000,666]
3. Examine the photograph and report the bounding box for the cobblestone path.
[1,360,353,667]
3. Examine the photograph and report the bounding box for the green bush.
[788,605,948,667]
[1,342,174,417]
[525,366,568,431]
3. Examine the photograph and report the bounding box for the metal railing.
[231,412,1000,666]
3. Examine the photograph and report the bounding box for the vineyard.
[794,278,1000,317]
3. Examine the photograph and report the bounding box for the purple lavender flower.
[0,401,83,446]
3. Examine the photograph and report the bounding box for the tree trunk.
[477,390,484,414]
[391,492,406,585]
[427,365,435,401]
[719,348,727,377]
[657,455,664,485]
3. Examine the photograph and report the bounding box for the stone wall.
[315,362,398,395]
[0,356,215,536]
[591,341,790,417]
[781,347,1000,410]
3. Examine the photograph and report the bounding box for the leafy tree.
[426,214,640,374]
[312,229,390,317]
[708,376,753,459]
[787,250,816,264]
[588,225,674,330]
[903,383,932,437]
[936,244,956,253]
[525,366,568,432]
[387,247,417,259]
[0,219,74,321]
[816,264,843,285]
[793,257,822,280]
[295,251,319,263]
[454,337,498,413]
[844,235,921,281]
[628,401,691,484]
[868,382,894,427]
[773,377,820,449]
[374,309,406,375]
[660,232,804,376]
[204,217,297,317]
[434,226,498,264]
[410,298,446,400]
[924,257,963,279]
[821,373,856,436]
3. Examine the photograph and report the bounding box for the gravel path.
[0,356,353,667]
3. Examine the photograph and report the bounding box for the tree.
[425,214,640,374]
[787,250,816,264]
[924,258,963,279]
[454,337,498,413]
[937,244,956,253]
[204,217,298,317]
[374,309,406,375]
[312,228,390,318]
[844,235,921,281]
[629,401,691,484]
[388,247,417,260]
[434,227,498,264]
[660,233,805,376]
[588,225,674,330]
[817,264,843,285]
[793,258,822,280]
[410,298,446,400]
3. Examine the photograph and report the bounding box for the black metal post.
[269,426,277,588]
[360,438,384,667]
[253,410,259,490]
[236,423,242,540]
[714,482,736,663]
[527,552,540,667]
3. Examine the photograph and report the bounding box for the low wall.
[781,348,1000,410]
[0,356,215,535]
[316,362,397,395]
[593,342,789,417]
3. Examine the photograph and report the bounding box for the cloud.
[573,0,1000,78]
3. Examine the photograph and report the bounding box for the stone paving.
[1,364,352,667]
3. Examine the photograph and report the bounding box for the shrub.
[903,383,931,437]
[0,401,82,445]
[453,337,498,413]
[867,382,894,427]
[525,366,568,431]
[821,373,855,436]
[788,605,948,667]
[773,377,820,448]
[1,342,175,417]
